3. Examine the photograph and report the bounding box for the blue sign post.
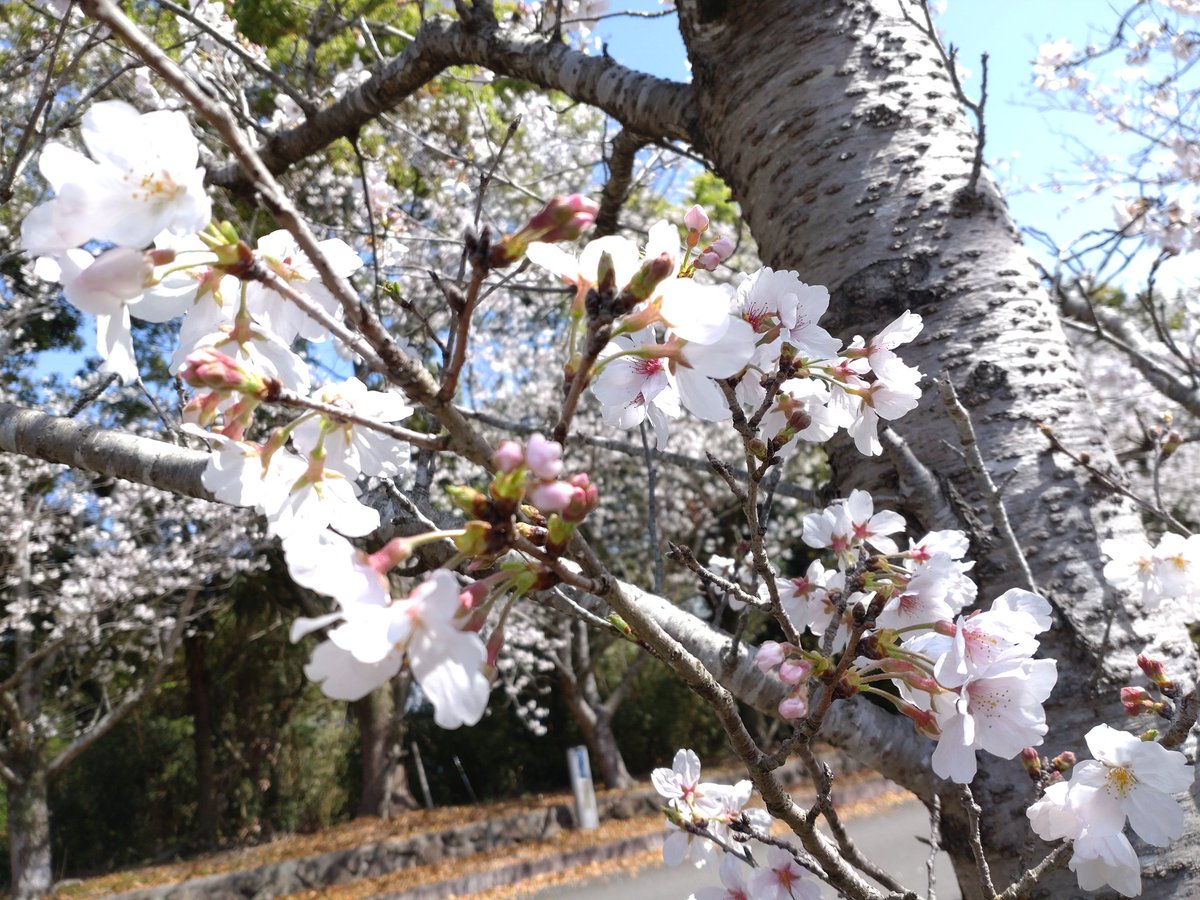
[567,745,600,829]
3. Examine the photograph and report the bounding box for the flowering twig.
[269,388,449,452]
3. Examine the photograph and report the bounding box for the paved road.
[532,795,960,899]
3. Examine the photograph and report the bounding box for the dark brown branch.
[208,17,696,193]
[594,129,648,237]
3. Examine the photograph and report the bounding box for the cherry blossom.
[20,100,210,253]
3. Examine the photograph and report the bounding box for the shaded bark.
[6,758,51,900]
[353,687,393,818]
[355,673,419,817]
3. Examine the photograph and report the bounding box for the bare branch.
[207,17,696,193]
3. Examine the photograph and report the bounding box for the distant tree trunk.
[560,622,634,790]
[354,686,393,818]
[185,631,218,846]
[355,674,420,816]
[7,758,51,900]
[388,674,418,812]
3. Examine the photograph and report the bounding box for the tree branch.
[0,401,933,800]
[48,589,197,778]
[207,17,696,194]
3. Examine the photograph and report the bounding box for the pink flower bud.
[147,248,178,266]
[369,537,414,573]
[486,624,506,667]
[493,440,524,473]
[180,348,269,397]
[490,194,599,266]
[778,658,812,685]
[708,235,735,260]
[1120,686,1155,715]
[899,702,940,737]
[528,480,576,513]
[692,249,721,271]
[561,472,599,523]
[1020,747,1042,778]
[618,253,675,309]
[778,693,808,719]
[683,204,710,234]
[458,581,490,612]
[525,433,564,480]
[755,641,785,673]
[1137,653,1174,689]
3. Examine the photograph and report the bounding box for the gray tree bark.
[6,757,51,900]
[672,1,1199,895]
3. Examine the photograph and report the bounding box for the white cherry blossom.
[21,100,210,253]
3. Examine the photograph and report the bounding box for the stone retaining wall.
[107,749,869,899]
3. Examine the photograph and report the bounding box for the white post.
[566,745,600,829]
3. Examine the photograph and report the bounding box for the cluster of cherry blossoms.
[526,207,922,455]
[749,491,1056,783]
[1027,724,1192,896]
[651,749,818,900]
[1102,530,1200,613]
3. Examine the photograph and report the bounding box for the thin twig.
[640,421,665,594]
[925,794,941,900]
[271,388,449,452]
[958,784,996,900]
[938,376,1037,593]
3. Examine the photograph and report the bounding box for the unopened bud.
[1163,430,1183,459]
[693,249,721,271]
[488,194,599,267]
[525,433,564,480]
[1137,654,1175,691]
[778,692,808,719]
[1121,685,1158,716]
[617,252,675,311]
[707,235,734,260]
[779,658,812,685]
[555,473,592,519]
[595,251,618,296]
[458,580,491,611]
[528,480,576,514]
[454,520,492,557]
[684,204,710,234]
[898,702,940,738]
[369,537,415,573]
[1050,751,1076,772]
[493,440,524,473]
[1020,747,1042,780]
[446,484,491,518]
[755,641,785,673]
[180,348,270,397]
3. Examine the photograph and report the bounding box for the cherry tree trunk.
[7,761,52,899]
[354,687,394,818]
[674,1,1200,895]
